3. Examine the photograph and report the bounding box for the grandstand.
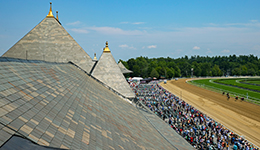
[0,3,193,150]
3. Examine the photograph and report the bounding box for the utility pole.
[191,68,193,78]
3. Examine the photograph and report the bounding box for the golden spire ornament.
[103,41,111,52]
[46,2,54,18]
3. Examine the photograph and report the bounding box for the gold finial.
[56,11,59,21]
[46,2,54,18]
[93,53,97,60]
[103,41,110,52]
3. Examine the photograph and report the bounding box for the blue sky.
[0,0,260,62]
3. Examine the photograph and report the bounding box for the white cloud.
[69,26,147,36]
[225,21,260,28]
[70,28,89,34]
[66,21,81,26]
[204,20,260,28]
[207,23,219,26]
[120,22,129,24]
[119,44,129,48]
[129,46,137,50]
[181,27,247,33]
[87,26,144,35]
[132,22,145,25]
[120,22,145,25]
[66,20,260,60]
[118,44,136,50]
[147,45,157,49]
[250,20,258,23]
[207,48,212,54]
[193,46,200,50]
[222,49,230,53]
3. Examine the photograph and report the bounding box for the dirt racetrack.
[161,78,260,147]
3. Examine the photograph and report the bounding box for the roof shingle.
[0,58,193,149]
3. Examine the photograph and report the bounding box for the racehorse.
[226,93,230,100]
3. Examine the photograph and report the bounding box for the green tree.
[155,66,164,77]
[127,58,136,73]
[158,61,167,68]
[240,65,248,76]
[166,67,175,78]
[200,62,211,76]
[247,68,256,76]
[232,68,241,76]
[192,62,201,77]
[125,54,259,77]
[135,56,149,77]
[212,64,222,76]
[174,66,181,77]
[132,65,140,77]
[194,67,202,77]
[219,60,229,75]
[167,61,176,68]
[150,60,158,68]
[150,68,159,78]
[177,61,191,77]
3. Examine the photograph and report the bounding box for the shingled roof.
[91,42,135,98]
[0,3,194,149]
[0,57,193,149]
[2,3,94,73]
[118,61,133,74]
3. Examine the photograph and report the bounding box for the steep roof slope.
[118,61,133,74]
[91,42,135,98]
[0,58,193,150]
[2,5,94,73]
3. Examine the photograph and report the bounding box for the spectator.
[130,80,259,150]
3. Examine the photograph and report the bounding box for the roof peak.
[93,53,97,61]
[103,41,111,53]
[56,11,59,21]
[46,2,54,18]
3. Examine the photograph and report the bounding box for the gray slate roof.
[91,51,135,98]
[118,61,133,74]
[2,17,94,73]
[0,58,193,150]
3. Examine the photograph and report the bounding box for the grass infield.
[189,78,260,104]
[214,78,260,92]
[241,78,260,85]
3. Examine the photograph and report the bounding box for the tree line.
[119,54,260,78]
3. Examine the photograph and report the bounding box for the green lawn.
[245,81,260,84]
[241,78,260,85]
[190,78,260,103]
[214,78,260,92]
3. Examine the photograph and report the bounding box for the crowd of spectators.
[130,80,258,150]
